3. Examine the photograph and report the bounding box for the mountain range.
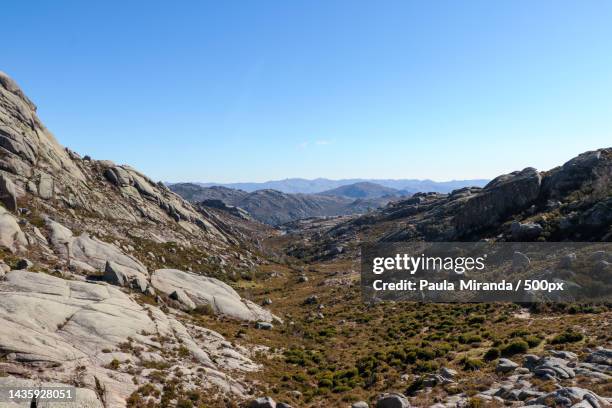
[173,177,489,194]
[169,184,396,225]
[169,180,490,226]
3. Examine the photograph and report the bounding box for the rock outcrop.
[0,270,259,406]
[151,268,276,322]
[286,148,611,260]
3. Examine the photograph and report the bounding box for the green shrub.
[405,377,425,395]
[416,348,436,361]
[108,359,120,370]
[318,378,333,388]
[460,356,484,371]
[414,360,439,373]
[525,335,543,348]
[501,340,529,356]
[332,385,352,393]
[483,347,500,361]
[176,399,193,408]
[551,330,584,344]
[468,315,486,324]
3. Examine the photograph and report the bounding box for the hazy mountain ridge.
[172,177,489,194]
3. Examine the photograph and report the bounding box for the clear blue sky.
[3,1,612,182]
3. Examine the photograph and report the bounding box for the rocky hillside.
[169,184,250,204]
[286,149,612,259]
[0,71,281,406]
[170,183,394,226]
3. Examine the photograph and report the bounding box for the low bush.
[501,340,529,356]
[551,330,584,344]
[483,347,500,361]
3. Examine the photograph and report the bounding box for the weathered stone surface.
[0,173,17,211]
[46,218,147,277]
[104,260,148,292]
[376,393,411,408]
[0,270,256,405]
[248,396,276,408]
[352,402,369,408]
[455,167,542,236]
[169,287,196,310]
[151,268,276,322]
[0,206,27,252]
[532,356,575,380]
[512,251,531,271]
[0,376,104,407]
[542,149,612,198]
[586,348,612,366]
[496,358,519,373]
[38,172,54,199]
[532,386,608,408]
[511,221,543,241]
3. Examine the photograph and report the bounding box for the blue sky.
[3,1,612,182]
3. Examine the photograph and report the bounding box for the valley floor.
[177,259,611,407]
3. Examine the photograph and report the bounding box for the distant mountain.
[172,178,489,194]
[320,182,401,199]
[170,183,393,225]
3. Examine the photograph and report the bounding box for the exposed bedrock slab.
[151,268,277,322]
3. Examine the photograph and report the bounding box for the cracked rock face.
[0,270,259,406]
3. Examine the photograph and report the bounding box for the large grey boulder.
[512,251,531,271]
[496,358,519,373]
[542,149,612,198]
[248,396,276,408]
[511,221,543,241]
[104,261,149,292]
[0,206,27,252]
[533,387,608,408]
[454,167,541,236]
[586,348,612,366]
[46,218,147,278]
[376,393,411,408]
[0,173,17,211]
[151,268,276,322]
[580,198,612,229]
[169,288,196,310]
[532,356,575,380]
